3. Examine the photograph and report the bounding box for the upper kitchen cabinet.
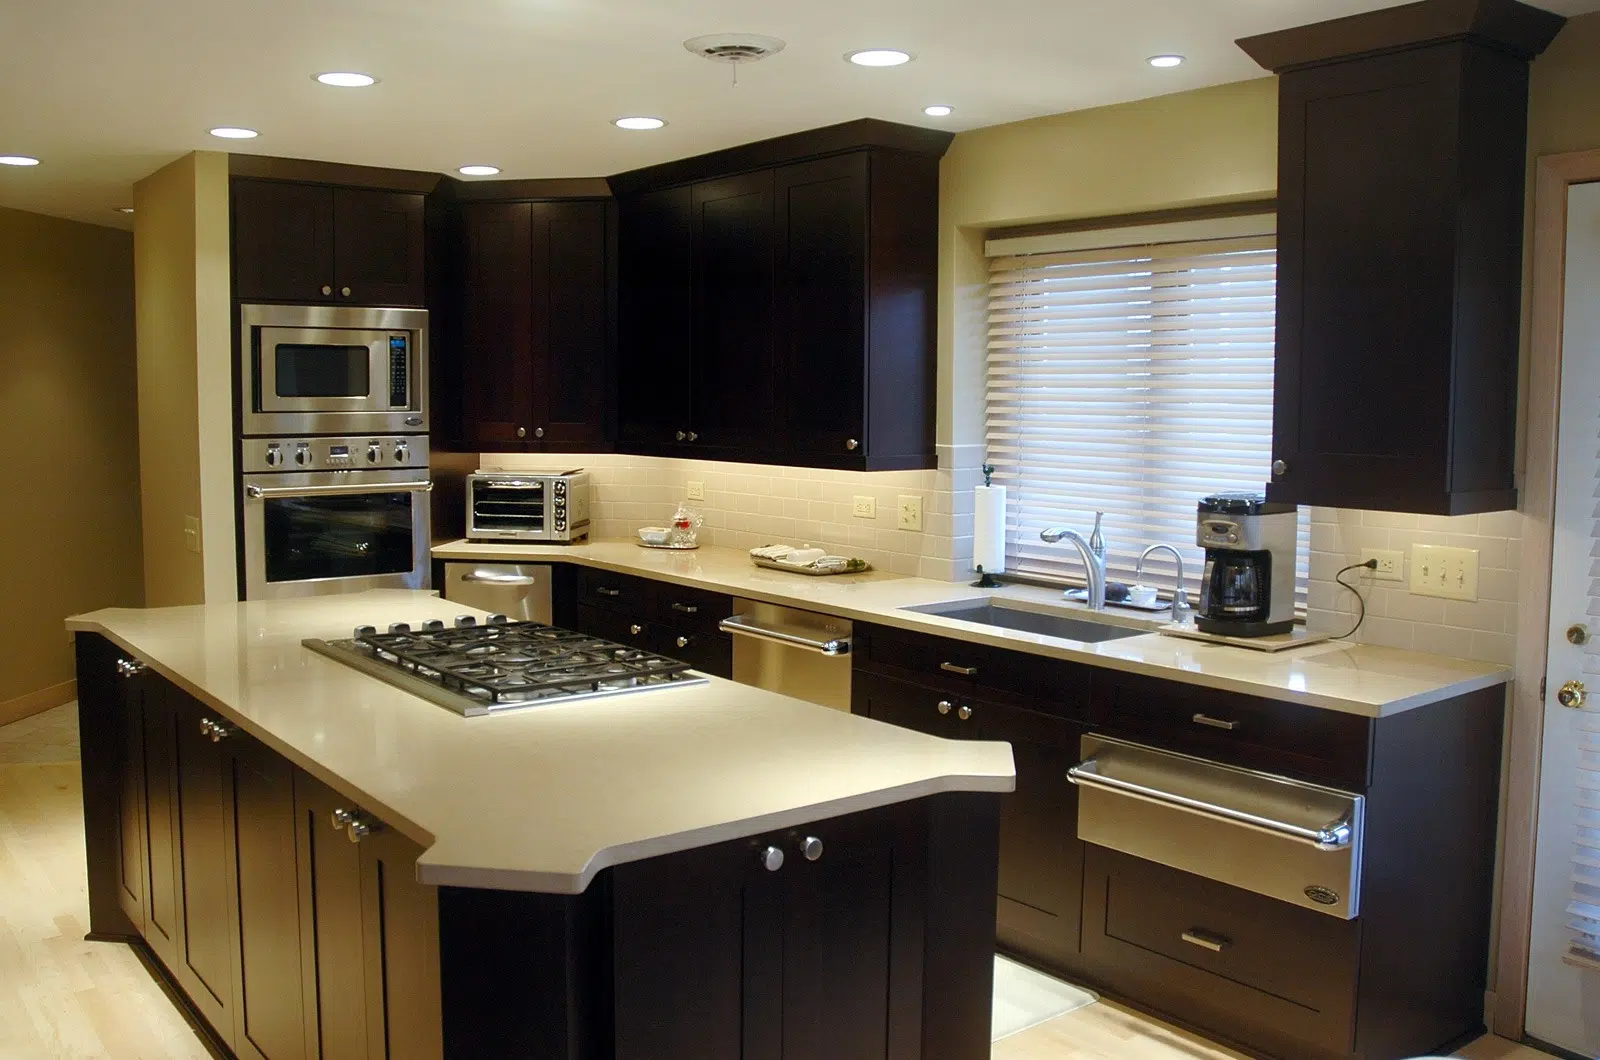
[1238,0,1565,515]
[448,196,614,451]
[231,178,427,307]
[612,119,951,471]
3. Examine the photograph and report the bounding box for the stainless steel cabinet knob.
[936,700,953,715]
[341,286,352,298]
[760,845,785,872]
[346,818,379,843]
[957,704,973,721]
[117,658,147,678]
[1559,680,1588,709]
[517,427,527,438]
[676,636,690,649]
[686,431,698,442]
[846,439,859,451]
[630,624,644,636]
[676,430,687,442]
[321,285,333,296]
[535,427,545,439]
[800,836,824,862]
[331,808,358,831]
[1271,459,1288,476]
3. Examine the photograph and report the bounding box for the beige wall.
[0,206,142,710]
[132,151,235,606]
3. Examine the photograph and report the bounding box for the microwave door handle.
[246,481,434,500]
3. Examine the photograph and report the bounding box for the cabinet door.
[332,188,427,307]
[232,180,337,303]
[115,668,148,933]
[648,624,733,679]
[852,671,961,739]
[229,737,309,1060]
[294,772,370,1060]
[617,186,694,449]
[142,680,183,969]
[530,201,611,446]
[171,697,240,1042]
[458,202,536,447]
[775,155,868,462]
[690,171,777,454]
[970,700,1087,974]
[360,825,443,1060]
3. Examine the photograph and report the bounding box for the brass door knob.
[1558,680,1588,709]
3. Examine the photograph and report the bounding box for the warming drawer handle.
[1066,759,1353,851]
[1181,929,1231,953]
[246,480,433,500]
[719,615,851,657]
[459,570,541,586]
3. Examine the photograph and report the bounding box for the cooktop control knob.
[368,443,382,464]
[453,615,477,628]
[394,442,409,464]
[264,445,282,467]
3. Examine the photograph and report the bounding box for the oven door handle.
[1066,759,1353,850]
[245,480,434,500]
[718,615,851,656]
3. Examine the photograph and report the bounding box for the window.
[984,216,1310,602]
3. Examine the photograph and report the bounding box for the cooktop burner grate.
[303,618,709,716]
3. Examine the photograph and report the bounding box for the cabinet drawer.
[1090,671,1371,789]
[855,624,1090,718]
[1083,845,1358,1058]
[576,569,653,613]
[651,583,733,636]
[650,625,733,679]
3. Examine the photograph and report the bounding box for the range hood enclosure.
[1238,0,1565,515]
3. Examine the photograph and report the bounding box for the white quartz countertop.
[433,539,1511,717]
[68,591,1015,895]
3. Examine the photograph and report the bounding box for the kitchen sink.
[900,600,1150,643]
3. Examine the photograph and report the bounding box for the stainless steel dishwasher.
[720,600,853,711]
[441,562,553,623]
[1069,734,1364,918]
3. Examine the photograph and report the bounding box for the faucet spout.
[1038,527,1108,610]
[1136,543,1193,626]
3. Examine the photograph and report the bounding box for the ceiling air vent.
[684,33,786,83]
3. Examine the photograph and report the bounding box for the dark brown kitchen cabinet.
[114,662,148,933]
[1238,4,1565,514]
[451,199,613,451]
[574,568,735,678]
[141,679,182,969]
[617,185,693,449]
[294,772,370,1059]
[232,179,426,307]
[611,800,928,1060]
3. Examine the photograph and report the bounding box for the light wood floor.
[0,704,1561,1060]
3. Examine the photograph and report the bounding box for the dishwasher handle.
[459,570,542,587]
[1067,758,1353,851]
[719,615,851,656]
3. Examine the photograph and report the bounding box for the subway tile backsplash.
[476,451,983,581]
[1305,507,1525,665]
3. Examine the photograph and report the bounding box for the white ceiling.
[1,0,1595,230]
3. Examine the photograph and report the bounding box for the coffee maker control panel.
[1200,520,1243,547]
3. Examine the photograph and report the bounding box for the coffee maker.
[1195,493,1298,637]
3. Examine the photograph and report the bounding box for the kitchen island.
[70,591,1015,1060]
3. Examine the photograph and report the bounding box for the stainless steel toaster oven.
[466,471,591,543]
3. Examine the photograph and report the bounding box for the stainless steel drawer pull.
[670,602,700,614]
[1181,929,1230,953]
[719,616,851,656]
[1192,713,1239,731]
[1067,759,1354,850]
[596,586,622,597]
[940,662,979,676]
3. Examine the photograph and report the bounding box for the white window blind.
[985,224,1310,601]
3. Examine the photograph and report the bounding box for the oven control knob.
[368,443,382,464]
[554,482,567,497]
[393,443,409,464]
[264,446,282,467]
[295,447,311,466]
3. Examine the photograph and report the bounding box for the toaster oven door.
[468,479,553,541]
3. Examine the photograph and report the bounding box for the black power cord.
[1333,559,1380,640]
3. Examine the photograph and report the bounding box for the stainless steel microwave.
[239,303,429,437]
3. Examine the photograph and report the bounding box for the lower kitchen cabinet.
[573,569,735,679]
[114,661,148,933]
[141,680,183,969]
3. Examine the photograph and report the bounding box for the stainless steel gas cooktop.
[304,616,709,717]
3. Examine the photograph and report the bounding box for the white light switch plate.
[1360,548,1405,581]
[184,515,202,555]
[685,480,705,501]
[897,494,923,531]
[1409,544,1479,601]
[852,496,877,519]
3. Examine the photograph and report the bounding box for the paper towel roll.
[973,485,1007,575]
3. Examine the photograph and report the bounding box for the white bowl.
[637,527,673,545]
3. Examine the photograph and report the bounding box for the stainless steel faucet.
[1040,518,1108,610]
[1136,543,1193,626]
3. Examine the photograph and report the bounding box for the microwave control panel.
[388,335,410,408]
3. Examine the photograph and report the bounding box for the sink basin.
[901,600,1149,643]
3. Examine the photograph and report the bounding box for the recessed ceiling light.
[315,71,378,88]
[614,116,666,131]
[1148,54,1185,68]
[209,127,258,139]
[0,155,40,166]
[458,165,500,177]
[847,49,913,67]
[923,105,953,117]
[116,207,135,214]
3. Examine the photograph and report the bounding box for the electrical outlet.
[897,494,923,531]
[1360,548,1405,581]
[852,495,877,519]
[183,515,202,555]
[1409,544,1479,601]
[685,480,705,501]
